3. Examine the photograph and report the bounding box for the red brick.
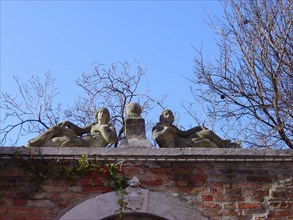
[29,217,52,220]
[214,194,244,202]
[225,188,242,195]
[180,187,198,193]
[6,207,28,215]
[137,173,167,181]
[209,188,224,195]
[204,208,232,217]
[198,202,220,209]
[12,216,27,220]
[59,192,84,200]
[269,201,292,209]
[200,194,214,201]
[206,182,226,188]
[270,190,292,199]
[191,173,208,181]
[170,167,193,174]
[238,202,263,210]
[123,166,144,174]
[175,180,188,187]
[246,175,272,182]
[233,182,258,189]
[223,202,237,209]
[7,167,24,177]
[41,185,66,193]
[96,186,112,193]
[13,199,27,206]
[269,210,292,217]
[57,202,71,209]
[28,208,52,216]
[0,184,10,192]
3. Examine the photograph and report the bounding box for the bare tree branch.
[65,61,166,147]
[0,72,63,146]
[187,0,292,149]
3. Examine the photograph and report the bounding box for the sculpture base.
[119,138,152,148]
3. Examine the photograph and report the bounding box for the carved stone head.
[159,109,174,125]
[95,107,110,124]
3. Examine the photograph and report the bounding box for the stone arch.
[58,191,208,220]
[101,212,168,220]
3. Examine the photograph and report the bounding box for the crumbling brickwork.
[0,147,292,220]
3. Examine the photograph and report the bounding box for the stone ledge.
[0,146,292,162]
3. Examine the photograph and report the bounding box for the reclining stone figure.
[152,109,240,148]
[27,107,117,147]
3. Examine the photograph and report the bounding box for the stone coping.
[0,146,292,162]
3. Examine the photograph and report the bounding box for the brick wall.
[0,147,292,220]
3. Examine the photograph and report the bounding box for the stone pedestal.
[124,118,146,140]
[120,102,152,148]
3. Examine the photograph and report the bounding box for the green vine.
[2,152,128,216]
[106,162,127,216]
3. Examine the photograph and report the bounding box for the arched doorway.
[58,191,207,220]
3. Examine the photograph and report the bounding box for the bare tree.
[64,61,166,147]
[1,62,166,147]
[190,0,292,148]
[0,72,62,146]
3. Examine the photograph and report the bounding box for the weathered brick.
[200,194,214,201]
[12,199,27,206]
[123,166,144,174]
[269,201,292,209]
[238,202,263,210]
[41,185,66,193]
[28,208,53,216]
[143,179,164,187]
[233,182,258,189]
[190,173,208,181]
[171,167,193,174]
[11,216,27,220]
[225,188,242,195]
[270,190,292,200]
[223,202,237,209]
[214,194,244,202]
[243,189,268,202]
[246,175,272,182]
[269,210,292,218]
[6,207,28,215]
[209,187,224,195]
[198,202,220,209]
[175,180,188,187]
[1,155,292,220]
[7,166,25,177]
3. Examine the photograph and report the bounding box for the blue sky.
[1,1,223,146]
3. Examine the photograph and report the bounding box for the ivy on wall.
[0,152,128,214]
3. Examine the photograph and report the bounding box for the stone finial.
[126,102,142,118]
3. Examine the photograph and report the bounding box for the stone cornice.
[0,146,292,162]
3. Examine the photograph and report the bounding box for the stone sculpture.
[152,109,240,148]
[27,107,117,147]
